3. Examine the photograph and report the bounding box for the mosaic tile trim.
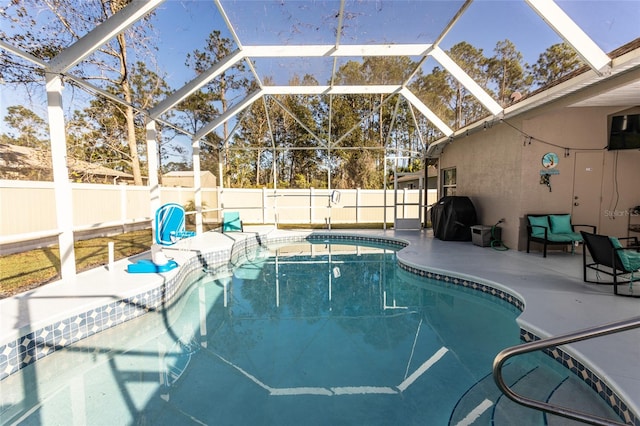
[307,233,408,250]
[521,329,638,426]
[397,262,525,311]
[396,252,635,426]
[0,249,230,381]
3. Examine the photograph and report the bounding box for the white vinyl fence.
[219,187,436,227]
[0,180,437,254]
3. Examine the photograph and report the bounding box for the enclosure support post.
[383,160,387,230]
[356,188,361,224]
[262,187,267,225]
[46,73,76,280]
[310,187,314,224]
[119,185,127,230]
[218,148,224,223]
[146,119,161,243]
[192,139,203,234]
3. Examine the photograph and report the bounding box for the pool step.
[449,360,622,425]
[545,376,621,426]
[448,361,531,425]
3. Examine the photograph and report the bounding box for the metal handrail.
[493,315,640,426]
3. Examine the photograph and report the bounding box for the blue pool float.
[127,259,178,274]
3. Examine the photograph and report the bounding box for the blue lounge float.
[127,258,178,274]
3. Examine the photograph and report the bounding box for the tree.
[487,39,530,107]
[65,62,170,177]
[0,3,52,88]
[175,90,223,179]
[529,42,583,87]
[275,74,323,188]
[235,91,271,187]
[66,103,130,174]
[327,56,423,189]
[128,61,173,175]
[446,42,490,129]
[410,66,454,142]
[0,0,160,185]
[3,106,49,148]
[163,161,192,173]
[184,30,250,187]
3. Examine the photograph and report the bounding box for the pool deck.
[1,227,639,421]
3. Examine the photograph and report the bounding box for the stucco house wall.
[438,120,524,249]
[437,74,640,252]
[520,106,640,234]
[599,106,640,237]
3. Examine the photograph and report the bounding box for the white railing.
[493,315,640,425]
[0,180,437,253]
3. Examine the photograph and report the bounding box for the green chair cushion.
[528,216,550,238]
[547,232,582,242]
[549,214,573,234]
[610,237,640,271]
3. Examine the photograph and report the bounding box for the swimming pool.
[0,239,621,425]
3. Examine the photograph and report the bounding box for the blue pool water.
[0,240,613,425]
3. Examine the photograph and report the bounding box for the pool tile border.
[398,262,525,311]
[0,249,230,381]
[397,252,636,426]
[303,233,636,425]
[521,329,637,426]
[0,231,636,425]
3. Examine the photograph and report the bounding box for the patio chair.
[222,211,244,233]
[155,203,196,246]
[581,231,640,297]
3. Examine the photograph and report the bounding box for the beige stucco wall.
[520,106,640,238]
[438,121,524,249]
[437,101,640,252]
[600,106,640,238]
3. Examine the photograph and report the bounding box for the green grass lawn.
[0,229,153,299]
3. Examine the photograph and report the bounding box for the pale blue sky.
[1,0,639,162]
[150,0,640,89]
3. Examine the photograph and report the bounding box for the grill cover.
[431,196,478,241]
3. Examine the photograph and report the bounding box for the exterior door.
[572,152,603,229]
[393,172,423,230]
